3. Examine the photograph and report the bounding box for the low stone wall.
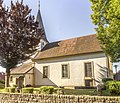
[0,93,120,103]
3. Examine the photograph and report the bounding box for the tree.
[0,0,42,87]
[90,0,120,62]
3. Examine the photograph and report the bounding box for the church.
[9,3,113,89]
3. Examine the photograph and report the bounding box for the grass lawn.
[63,89,111,96]
[63,89,96,95]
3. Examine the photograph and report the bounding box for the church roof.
[10,62,33,74]
[33,34,103,60]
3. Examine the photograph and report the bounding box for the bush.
[33,88,40,94]
[25,84,32,87]
[5,87,15,93]
[0,80,5,84]
[22,87,33,93]
[102,78,113,84]
[0,80,5,89]
[13,85,17,88]
[106,81,120,95]
[40,86,54,94]
[54,88,63,94]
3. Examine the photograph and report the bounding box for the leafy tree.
[0,0,42,87]
[90,0,120,62]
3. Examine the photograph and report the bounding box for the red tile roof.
[33,34,103,60]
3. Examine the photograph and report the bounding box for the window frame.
[61,64,70,79]
[43,66,49,78]
[84,62,94,87]
[84,62,93,77]
[85,79,93,87]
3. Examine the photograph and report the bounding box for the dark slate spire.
[36,0,48,42]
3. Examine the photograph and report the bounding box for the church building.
[9,2,113,89]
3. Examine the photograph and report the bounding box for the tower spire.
[38,0,40,10]
[36,0,48,42]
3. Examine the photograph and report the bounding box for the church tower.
[36,1,48,50]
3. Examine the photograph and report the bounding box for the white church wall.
[34,52,111,87]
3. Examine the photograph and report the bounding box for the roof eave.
[32,51,104,61]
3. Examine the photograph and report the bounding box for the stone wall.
[0,93,120,103]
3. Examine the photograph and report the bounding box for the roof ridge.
[49,34,96,44]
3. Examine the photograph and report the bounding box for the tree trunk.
[5,69,10,87]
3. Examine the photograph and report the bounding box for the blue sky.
[3,0,96,42]
[0,0,119,72]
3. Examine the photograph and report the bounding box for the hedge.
[22,87,33,93]
[40,86,54,94]
[33,88,40,94]
[106,81,120,95]
[5,87,15,93]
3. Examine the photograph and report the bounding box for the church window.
[62,64,69,78]
[84,62,92,77]
[43,66,48,78]
[85,79,93,87]
[84,62,94,87]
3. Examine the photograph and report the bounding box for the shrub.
[22,87,33,93]
[102,78,113,84]
[40,86,54,94]
[5,87,15,93]
[25,84,32,87]
[0,80,5,84]
[0,80,5,89]
[33,88,40,94]
[54,88,63,94]
[5,87,9,92]
[13,85,17,88]
[106,81,120,95]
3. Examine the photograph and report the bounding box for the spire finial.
[38,0,40,10]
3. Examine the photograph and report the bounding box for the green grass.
[63,89,97,95]
[63,89,111,96]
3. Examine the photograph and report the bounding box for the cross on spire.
[38,0,40,10]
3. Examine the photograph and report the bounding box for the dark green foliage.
[22,87,33,93]
[40,86,54,94]
[5,87,15,93]
[102,78,113,84]
[25,84,32,87]
[106,81,120,95]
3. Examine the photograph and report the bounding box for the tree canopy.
[90,0,120,62]
[0,0,42,70]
